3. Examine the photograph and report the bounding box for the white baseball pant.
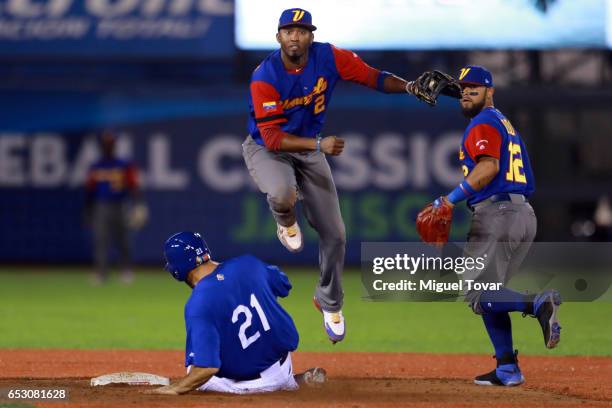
[190,352,298,394]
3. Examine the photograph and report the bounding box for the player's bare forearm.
[465,156,500,191]
[278,134,345,155]
[278,134,318,152]
[147,367,218,395]
[383,74,410,93]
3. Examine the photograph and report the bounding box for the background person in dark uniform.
[84,131,147,284]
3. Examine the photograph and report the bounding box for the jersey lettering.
[90,168,125,191]
[281,77,328,111]
[501,118,516,136]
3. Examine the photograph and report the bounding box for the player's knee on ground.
[267,185,297,212]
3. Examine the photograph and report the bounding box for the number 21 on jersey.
[231,294,270,349]
[505,142,527,184]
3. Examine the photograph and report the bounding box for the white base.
[90,372,170,387]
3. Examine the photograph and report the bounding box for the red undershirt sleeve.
[331,45,380,89]
[85,168,96,191]
[125,164,139,190]
[259,125,288,151]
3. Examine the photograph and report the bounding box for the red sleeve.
[86,169,96,191]
[250,81,287,127]
[331,45,380,89]
[125,164,139,190]
[465,124,502,161]
[260,125,288,151]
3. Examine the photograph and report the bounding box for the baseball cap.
[457,65,494,88]
[278,8,316,31]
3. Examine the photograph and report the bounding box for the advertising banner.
[0,0,234,57]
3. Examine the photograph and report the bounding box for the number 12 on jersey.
[231,294,271,349]
[505,142,527,184]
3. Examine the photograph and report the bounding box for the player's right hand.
[143,385,179,395]
[320,135,345,155]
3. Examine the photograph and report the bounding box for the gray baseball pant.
[242,136,345,312]
[462,200,537,314]
[92,201,131,279]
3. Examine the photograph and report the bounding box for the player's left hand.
[416,196,454,247]
[127,202,149,230]
[410,70,462,107]
[320,135,345,156]
[432,196,454,210]
[143,385,179,395]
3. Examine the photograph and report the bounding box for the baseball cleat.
[90,274,106,286]
[120,270,134,285]
[475,351,524,386]
[313,297,345,344]
[276,222,303,253]
[533,289,562,349]
[297,367,327,387]
[474,364,525,386]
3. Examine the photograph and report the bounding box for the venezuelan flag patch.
[262,101,277,111]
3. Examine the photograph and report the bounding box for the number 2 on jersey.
[314,94,325,114]
[231,294,271,349]
[505,142,527,184]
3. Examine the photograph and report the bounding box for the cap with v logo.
[278,8,317,31]
[458,65,493,88]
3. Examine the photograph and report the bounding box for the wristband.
[316,136,322,153]
[405,81,414,95]
[447,180,476,204]
[377,71,392,93]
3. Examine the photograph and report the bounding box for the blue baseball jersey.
[86,158,138,201]
[459,107,535,206]
[184,254,299,381]
[248,41,387,150]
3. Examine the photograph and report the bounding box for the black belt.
[242,352,289,381]
[469,193,528,212]
[278,352,289,366]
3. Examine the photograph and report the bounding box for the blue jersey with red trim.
[86,158,138,201]
[248,42,386,149]
[459,107,535,206]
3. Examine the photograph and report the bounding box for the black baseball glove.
[408,70,462,107]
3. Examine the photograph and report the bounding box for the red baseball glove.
[416,198,454,246]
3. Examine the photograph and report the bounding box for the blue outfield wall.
[0,85,473,265]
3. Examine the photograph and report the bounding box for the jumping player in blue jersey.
[418,66,562,386]
[244,8,422,344]
[147,232,326,395]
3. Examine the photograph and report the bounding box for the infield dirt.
[0,350,610,407]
